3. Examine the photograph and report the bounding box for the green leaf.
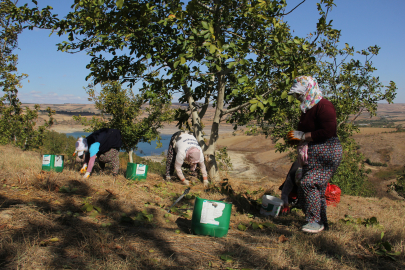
[239,59,246,65]
[146,53,151,59]
[227,61,236,69]
[251,222,260,230]
[257,102,264,110]
[370,217,378,224]
[220,255,233,262]
[209,44,216,54]
[381,241,392,251]
[249,100,258,104]
[180,57,186,65]
[262,222,276,228]
[201,21,209,29]
[209,25,214,34]
[281,91,288,99]
[237,223,247,231]
[174,60,180,68]
[238,76,247,83]
[116,0,124,9]
[249,103,258,112]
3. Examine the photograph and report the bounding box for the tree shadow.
[1,180,404,270]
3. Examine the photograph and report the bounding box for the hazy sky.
[15,0,405,104]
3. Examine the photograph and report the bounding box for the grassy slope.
[0,144,404,270]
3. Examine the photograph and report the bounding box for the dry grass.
[0,144,404,269]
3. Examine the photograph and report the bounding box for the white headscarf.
[75,137,88,156]
[288,76,323,113]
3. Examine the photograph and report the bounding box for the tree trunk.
[128,150,133,163]
[204,74,226,182]
[186,94,204,146]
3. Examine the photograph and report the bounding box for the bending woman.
[165,131,208,186]
[287,76,342,233]
[74,128,122,178]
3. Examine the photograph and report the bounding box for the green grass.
[375,167,405,180]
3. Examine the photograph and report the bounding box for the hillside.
[22,103,405,134]
[1,128,404,269]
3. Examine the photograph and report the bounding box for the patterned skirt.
[298,137,342,224]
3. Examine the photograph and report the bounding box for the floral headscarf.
[288,76,322,113]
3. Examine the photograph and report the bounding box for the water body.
[65,132,171,157]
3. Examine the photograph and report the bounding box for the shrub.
[38,130,77,156]
[365,158,388,167]
[331,138,374,196]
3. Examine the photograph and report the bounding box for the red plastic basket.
[325,183,341,206]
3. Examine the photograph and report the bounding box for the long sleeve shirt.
[174,133,208,180]
[297,98,337,142]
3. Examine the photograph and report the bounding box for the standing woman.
[287,76,342,233]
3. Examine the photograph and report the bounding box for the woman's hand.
[287,130,305,141]
[304,132,313,142]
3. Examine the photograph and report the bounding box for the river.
[65,132,172,157]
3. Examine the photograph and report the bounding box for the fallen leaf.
[278,235,288,243]
[49,237,59,242]
[237,223,247,231]
[220,254,233,262]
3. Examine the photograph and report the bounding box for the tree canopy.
[74,81,174,162]
[0,0,54,149]
[49,0,338,179]
[7,0,397,185]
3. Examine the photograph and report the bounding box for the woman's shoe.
[302,222,324,233]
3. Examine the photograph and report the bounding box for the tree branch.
[350,106,365,125]
[279,0,306,16]
[220,87,274,116]
[194,0,214,13]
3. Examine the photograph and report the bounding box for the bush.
[365,158,388,167]
[38,130,77,156]
[331,138,374,196]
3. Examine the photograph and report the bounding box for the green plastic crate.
[191,197,232,238]
[126,163,148,180]
[42,155,64,173]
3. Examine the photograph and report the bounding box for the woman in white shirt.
[165,132,208,186]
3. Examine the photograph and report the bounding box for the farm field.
[22,103,405,134]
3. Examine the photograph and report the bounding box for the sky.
[14,0,405,104]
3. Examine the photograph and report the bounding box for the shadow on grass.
[0,179,404,270]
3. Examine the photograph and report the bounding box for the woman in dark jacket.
[74,128,122,178]
[287,76,342,233]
